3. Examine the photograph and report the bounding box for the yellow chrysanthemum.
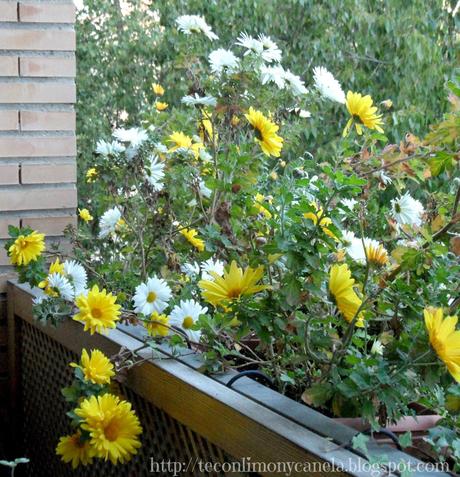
[254,193,272,218]
[198,113,217,144]
[152,83,164,96]
[168,131,192,150]
[365,242,388,266]
[56,431,95,469]
[79,208,93,222]
[38,258,65,295]
[70,348,115,385]
[145,311,170,337]
[180,228,205,252]
[199,260,268,306]
[86,167,98,183]
[343,91,384,136]
[303,202,338,241]
[425,307,460,382]
[155,101,168,111]
[73,285,121,335]
[75,394,142,464]
[244,107,283,157]
[8,230,45,266]
[329,264,364,327]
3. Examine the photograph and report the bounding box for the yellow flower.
[145,311,170,337]
[75,394,142,464]
[70,348,115,385]
[86,168,98,183]
[155,101,168,111]
[335,249,346,262]
[179,228,205,252]
[9,230,45,266]
[56,432,94,469]
[38,258,65,295]
[329,264,364,327]
[152,83,165,96]
[303,202,338,241]
[79,208,93,222]
[343,91,384,136]
[73,285,121,335]
[365,241,388,266]
[199,112,216,144]
[168,131,192,150]
[425,307,460,382]
[199,260,268,306]
[231,114,240,126]
[244,107,283,157]
[253,193,272,218]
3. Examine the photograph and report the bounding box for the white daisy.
[283,70,308,96]
[201,258,225,280]
[341,198,358,210]
[181,93,217,107]
[312,66,345,104]
[371,340,384,356]
[257,34,282,63]
[63,260,87,295]
[199,149,212,162]
[391,193,424,227]
[169,299,207,342]
[341,231,366,264]
[113,127,148,148]
[146,155,165,191]
[378,170,392,185]
[133,276,172,315]
[32,286,46,305]
[198,179,212,198]
[154,142,168,154]
[236,32,263,55]
[209,49,239,75]
[260,64,285,89]
[95,139,125,156]
[98,207,122,238]
[48,273,74,301]
[181,262,200,278]
[175,14,218,41]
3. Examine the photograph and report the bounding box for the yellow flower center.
[104,417,121,442]
[92,308,102,319]
[227,287,242,299]
[182,316,194,329]
[17,238,28,250]
[147,291,157,303]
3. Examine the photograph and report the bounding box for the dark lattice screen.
[19,319,249,477]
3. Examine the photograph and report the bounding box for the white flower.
[371,340,384,356]
[201,258,225,280]
[98,207,122,238]
[341,198,358,210]
[113,127,148,148]
[63,260,87,295]
[176,14,218,40]
[312,66,345,104]
[181,93,217,107]
[260,64,285,89]
[96,140,125,156]
[169,299,207,342]
[257,34,282,63]
[236,32,263,55]
[378,170,392,185]
[199,179,212,198]
[181,262,200,278]
[48,273,74,301]
[342,233,387,265]
[283,70,308,96]
[391,193,424,227]
[32,287,46,305]
[146,155,165,191]
[133,276,172,315]
[154,142,168,154]
[199,149,212,162]
[209,49,239,75]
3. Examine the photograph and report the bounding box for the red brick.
[20,110,75,131]
[0,217,20,238]
[0,2,17,21]
[0,56,18,76]
[19,3,75,23]
[21,163,76,184]
[20,56,75,77]
[0,29,75,51]
[0,186,77,211]
[0,136,76,157]
[0,82,75,103]
[0,164,19,184]
[0,110,19,130]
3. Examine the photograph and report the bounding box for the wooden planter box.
[6,282,449,476]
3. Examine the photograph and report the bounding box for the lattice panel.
[19,319,249,476]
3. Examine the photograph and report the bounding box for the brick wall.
[0,0,77,422]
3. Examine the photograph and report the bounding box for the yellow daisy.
[168,131,193,151]
[304,202,338,241]
[244,107,283,157]
[425,307,460,382]
[56,431,95,469]
[179,228,205,252]
[329,264,364,327]
[73,285,121,335]
[152,83,164,96]
[365,241,388,266]
[79,208,93,222]
[199,260,268,306]
[253,193,272,218]
[38,258,65,295]
[8,230,45,266]
[343,91,384,136]
[155,101,168,111]
[145,311,170,337]
[86,167,98,183]
[75,393,142,464]
[70,348,115,385]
